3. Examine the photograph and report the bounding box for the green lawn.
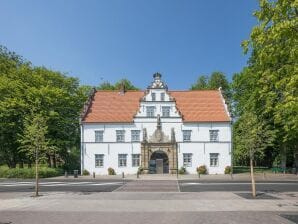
[233,166,272,174]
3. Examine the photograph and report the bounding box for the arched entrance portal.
[149,151,169,174]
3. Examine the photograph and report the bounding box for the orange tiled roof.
[82,90,230,123]
[170,90,230,122]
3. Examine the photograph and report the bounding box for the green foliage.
[0,45,87,169]
[233,0,297,167]
[197,165,207,174]
[82,169,90,176]
[108,167,116,175]
[98,79,139,90]
[0,166,62,178]
[178,166,187,174]
[224,166,231,174]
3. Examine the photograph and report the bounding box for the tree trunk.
[28,162,32,168]
[47,155,51,168]
[53,154,57,168]
[281,146,287,174]
[35,148,39,197]
[250,157,256,198]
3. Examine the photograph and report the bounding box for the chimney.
[119,81,126,95]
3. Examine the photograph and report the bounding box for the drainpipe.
[80,123,84,175]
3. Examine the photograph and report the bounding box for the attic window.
[151,93,156,101]
[161,93,165,101]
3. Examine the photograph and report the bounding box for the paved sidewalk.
[49,173,298,181]
[0,191,297,224]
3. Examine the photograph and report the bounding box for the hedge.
[0,167,63,178]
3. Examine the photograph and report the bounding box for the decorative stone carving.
[171,128,176,143]
[149,115,170,143]
[148,73,168,90]
[142,128,148,143]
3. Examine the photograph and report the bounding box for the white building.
[80,73,232,174]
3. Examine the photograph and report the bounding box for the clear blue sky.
[0,0,258,90]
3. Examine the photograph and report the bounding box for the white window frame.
[209,130,219,142]
[132,154,140,167]
[146,106,155,117]
[95,154,104,167]
[116,130,125,142]
[131,130,140,142]
[183,153,192,167]
[210,153,219,167]
[183,130,192,142]
[95,130,103,142]
[162,106,170,117]
[118,154,127,167]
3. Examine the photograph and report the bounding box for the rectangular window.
[95,131,103,142]
[132,154,140,167]
[183,153,192,167]
[183,130,192,142]
[146,106,155,117]
[95,154,104,167]
[210,153,219,167]
[118,154,127,167]
[161,93,165,101]
[116,130,125,142]
[131,130,140,142]
[162,106,170,117]
[151,93,156,101]
[209,130,219,142]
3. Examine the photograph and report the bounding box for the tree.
[236,0,298,168]
[97,78,139,90]
[18,113,53,196]
[190,75,208,90]
[235,111,275,197]
[0,46,88,169]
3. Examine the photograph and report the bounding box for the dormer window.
[151,93,156,101]
[161,93,165,101]
[146,106,155,117]
[162,106,170,117]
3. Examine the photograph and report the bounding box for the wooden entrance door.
[156,159,163,174]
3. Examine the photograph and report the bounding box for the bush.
[0,166,63,178]
[108,167,116,175]
[178,166,187,174]
[138,167,144,174]
[82,169,90,176]
[224,166,231,174]
[197,165,207,174]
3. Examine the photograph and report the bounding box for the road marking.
[180,182,298,186]
[0,182,124,187]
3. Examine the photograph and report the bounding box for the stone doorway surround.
[141,115,178,174]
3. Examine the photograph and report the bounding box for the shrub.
[82,169,90,176]
[197,165,207,174]
[138,167,144,174]
[224,166,231,174]
[178,166,187,174]
[108,167,116,175]
[0,166,62,178]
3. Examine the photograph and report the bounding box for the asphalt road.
[178,180,298,193]
[0,179,297,193]
[0,179,128,192]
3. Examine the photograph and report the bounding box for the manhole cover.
[280,214,298,224]
[235,192,279,199]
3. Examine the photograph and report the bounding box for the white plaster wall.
[178,142,231,174]
[82,121,231,175]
